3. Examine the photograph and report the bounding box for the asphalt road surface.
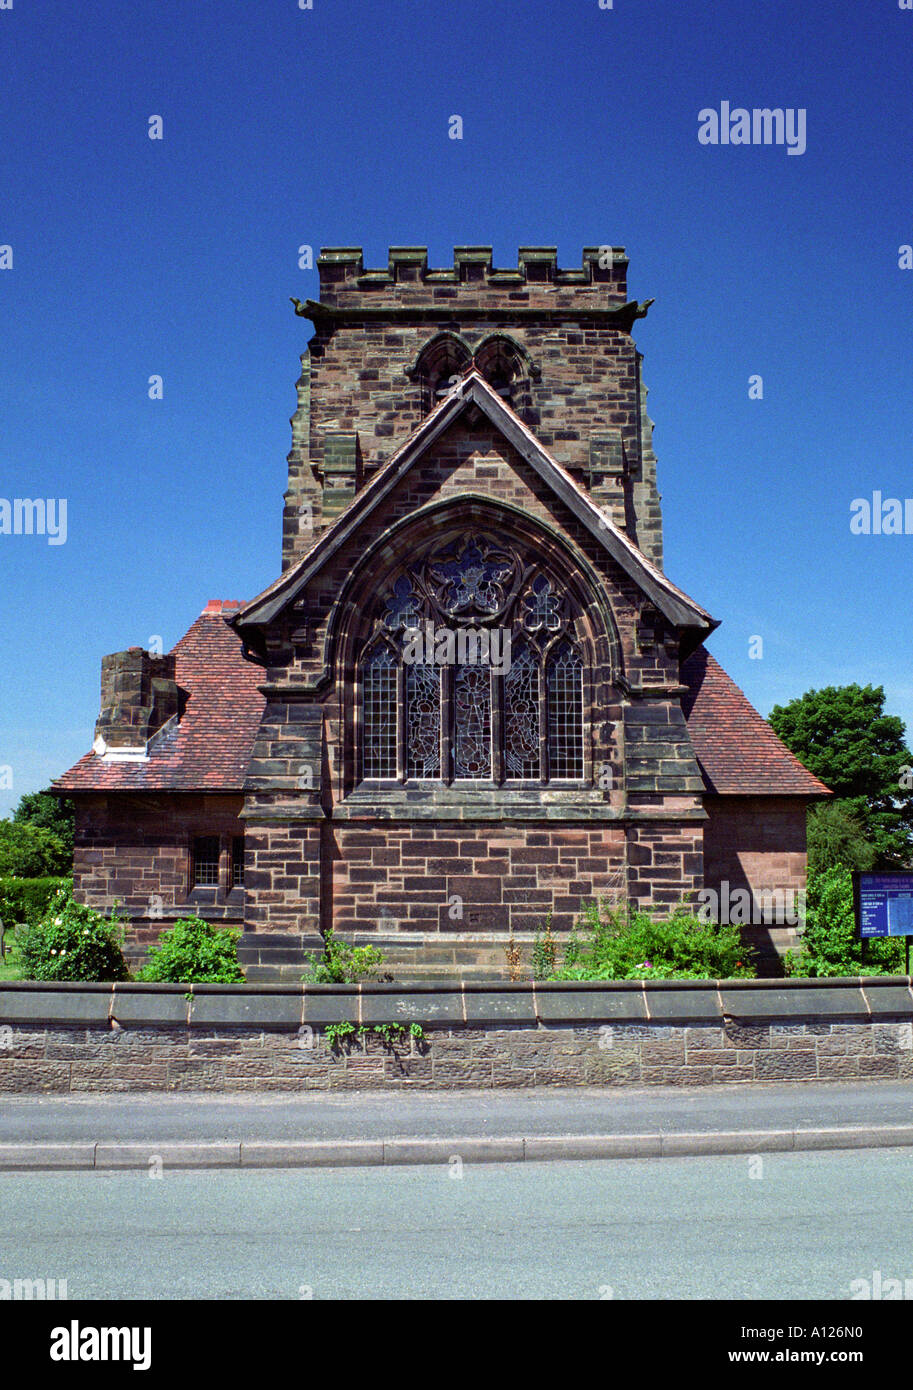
[3,1080,912,1144]
[4,1148,913,1299]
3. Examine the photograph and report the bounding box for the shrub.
[553,900,756,981]
[0,821,71,877]
[785,864,904,977]
[0,876,71,929]
[16,887,130,982]
[531,914,558,980]
[303,928,389,983]
[138,917,245,984]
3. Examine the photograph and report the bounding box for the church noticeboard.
[854,871,913,938]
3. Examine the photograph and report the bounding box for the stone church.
[56,246,828,977]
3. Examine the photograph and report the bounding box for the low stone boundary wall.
[1,977,912,1092]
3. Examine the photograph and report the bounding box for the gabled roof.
[232,369,718,639]
[680,647,831,797]
[56,614,825,801]
[54,604,265,793]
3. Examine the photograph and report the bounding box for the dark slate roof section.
[680,647,831,798]
[54,603,265,793]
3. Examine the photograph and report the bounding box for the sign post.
[853,871,913,975]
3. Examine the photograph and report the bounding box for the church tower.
[232,246,712,960]
[282,246,663,570]
[58,245,826,980]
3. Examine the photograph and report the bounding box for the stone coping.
[1,976,911,1028]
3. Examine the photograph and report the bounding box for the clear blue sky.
[1,0,911,816]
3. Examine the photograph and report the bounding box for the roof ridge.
[235,370,716,635]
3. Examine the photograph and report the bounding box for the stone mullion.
[396,662,406,783]
[184,838,194,899]
[441,666,453,783]
[219,837,231,899]
[491,669,504,785]
[538,655,548,782]
[582,661,592,788]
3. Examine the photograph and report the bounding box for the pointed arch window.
[473,336,525,402]
[357,539,588,785]
[361,643,398,779]
[405,660,442,779]
[453,662,492,779]
[412,334,472,415]
[504,641,540,779]
[411,333,537,416]
[546,640,584,779]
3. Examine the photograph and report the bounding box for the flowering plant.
[16,887,130,982]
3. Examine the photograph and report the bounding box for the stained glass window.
[358,541,588,786]
[406,662,441,778]
[362,645,398,778]
[521,575,562,635]
[453,663,492,778]
[546,641,584,779]
[504,643,540,778]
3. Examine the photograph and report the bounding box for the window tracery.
[359,533,587,784]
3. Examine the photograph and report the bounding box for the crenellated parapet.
[282,243,662,574]
[311,244,630,300]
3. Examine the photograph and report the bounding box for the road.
[3,1148,913,1299]
[3,1080,912,1145]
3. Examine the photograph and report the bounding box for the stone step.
[242,964,308,983]
[240,962,515,985]
[237,948,321,966]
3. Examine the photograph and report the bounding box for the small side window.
[231,836,245,888]
[192,836,220,887]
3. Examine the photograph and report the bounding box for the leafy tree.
[769,684,913,866]
[13,789,74,855]
[785,865,904,977]
[807,801,876,875]
[0,820,70,877]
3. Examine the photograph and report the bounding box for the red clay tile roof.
[681,647,830,797]
[55,603,265,793]
[56,613,827,800]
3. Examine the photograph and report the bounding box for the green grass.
[0,948,23,981]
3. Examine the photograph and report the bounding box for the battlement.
[283,239,661,576]
[311,245,630,312]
